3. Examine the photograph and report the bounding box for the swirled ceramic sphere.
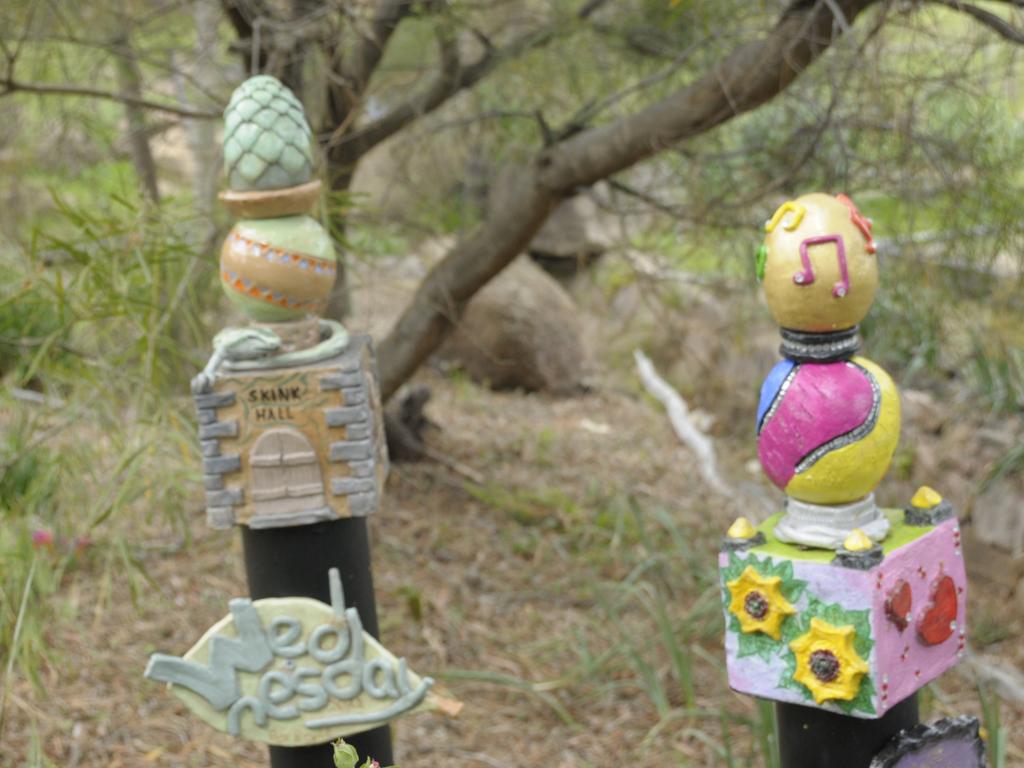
[223,75,313,192]
[760,193,877,332]
[220,216,336,322]
[756,356,900,505]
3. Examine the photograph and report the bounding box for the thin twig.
[0,556,38,741]
[422,446,485,485]
[558,40,704,136]
[7,387,65,408]
[0,78,220,118]
[822,0,854,35]
[926,0,1024,45]
[578,0,612,19]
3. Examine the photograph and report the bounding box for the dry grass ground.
[3,365,1023,767]
[2,261,1023,767]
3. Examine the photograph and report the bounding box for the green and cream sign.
[145,570,457,745]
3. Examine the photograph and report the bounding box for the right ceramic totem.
[718,193,986,767]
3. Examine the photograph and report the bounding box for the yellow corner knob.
[727,517,757,540]
[911,485,943,509]
[843,528,874,552]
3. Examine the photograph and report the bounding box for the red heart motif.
[917,574,958,646]
[885,579,912,632]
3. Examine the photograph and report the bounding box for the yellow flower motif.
[727,566,796,640]
[789,618,870,704]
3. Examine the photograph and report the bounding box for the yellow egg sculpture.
[755,193,899,549]
[761,193,878,332]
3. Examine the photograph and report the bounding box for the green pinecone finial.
[223,75,314,191]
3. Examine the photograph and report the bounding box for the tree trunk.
[113,31,160,204]
[378,164,559,400]
[375,0,882,401]
[173,0,221,243]
[323,166,355,322]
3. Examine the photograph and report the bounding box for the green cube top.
[749,510,932,563]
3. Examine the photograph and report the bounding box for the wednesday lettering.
[145,570,432,736]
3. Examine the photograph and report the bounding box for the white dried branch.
[8,387,65,408]
[633,349,731,498]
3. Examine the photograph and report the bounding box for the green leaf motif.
[778,597,877,716]
[755,243,768,282]
[721,552,808,661]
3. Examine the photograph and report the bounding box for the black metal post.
[777,693,918,768]
[242,517,394,768]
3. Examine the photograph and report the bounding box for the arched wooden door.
[249,427,326,521]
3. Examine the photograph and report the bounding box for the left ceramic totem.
[196,74,385,530]
[145,76,455,767]
[718,193,985,768]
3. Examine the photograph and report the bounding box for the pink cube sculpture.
[719,511,966,719]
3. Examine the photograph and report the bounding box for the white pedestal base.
[773,493,891,550]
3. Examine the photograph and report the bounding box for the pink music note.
[794,235,849,298]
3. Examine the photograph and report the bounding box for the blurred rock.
[439,257,586,394]
[529,189,619,280]
[902,389,945,434]
[531,191,618,255]
[411,235,457,270]
[973,476,1024,558]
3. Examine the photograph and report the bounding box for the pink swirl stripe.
[757,362,874,489]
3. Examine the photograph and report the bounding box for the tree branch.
[0,77,220,119]
[344,0,415,92]
[376,0,882,400]
[378,164,557,400]
[332,21,560,164]
[926,0,1024,45]
[112,29,161,203]
[323,0,416,159]
[220,0,271,72]
[220,0,260,42]
[537,0,871,190]
[578,0,613,19]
